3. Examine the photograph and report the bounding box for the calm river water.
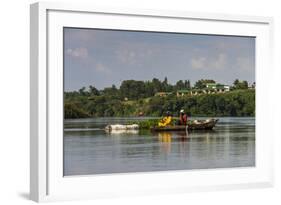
[64,117,255,176]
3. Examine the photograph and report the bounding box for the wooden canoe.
[151,118,219,131]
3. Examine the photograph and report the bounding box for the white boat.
[105,124,139,131]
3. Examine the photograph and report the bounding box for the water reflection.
[158,132,172,153]
[64,117,255,176]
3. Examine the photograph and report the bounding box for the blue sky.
[64,28,255,91]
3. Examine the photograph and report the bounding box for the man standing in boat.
[158,111,173,127]
[178,109,188,126]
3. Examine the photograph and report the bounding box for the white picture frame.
[30,2,274,202]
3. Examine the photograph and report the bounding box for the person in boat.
[178,109,188,126]
[158,111,173,127]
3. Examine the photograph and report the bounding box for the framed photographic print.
[30,2,274,202]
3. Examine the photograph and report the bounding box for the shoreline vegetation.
[64,78,255,119]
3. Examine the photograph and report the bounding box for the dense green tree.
[64,103,90,118]
[78,87,87,96]
[184,80,191,89]
[242,81,249,89]
[233,79,239,87]
[89,85,100,96]
[175,80,185,90]
[194,79,216,89]
[120,80,146,100]
[102,85,119,98]
[151,78,163,93]
[162,77,173,92]
[233,80,248,89]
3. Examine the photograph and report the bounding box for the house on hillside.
[176,89,190,97]
[155,92,172,97]
[190,89,202,95]
[176,83,231,97]
[206,83,230,93]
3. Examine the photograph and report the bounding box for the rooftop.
[177,89,190,93]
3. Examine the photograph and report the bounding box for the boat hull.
[151,118,219,131]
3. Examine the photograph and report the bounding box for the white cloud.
[95,63,112,74]
[190,53,227,70]
[115,42,159,65]
[66,47,88,59]
[211,53,227,70]
[116,48,138,65]
[191,57,207,69]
